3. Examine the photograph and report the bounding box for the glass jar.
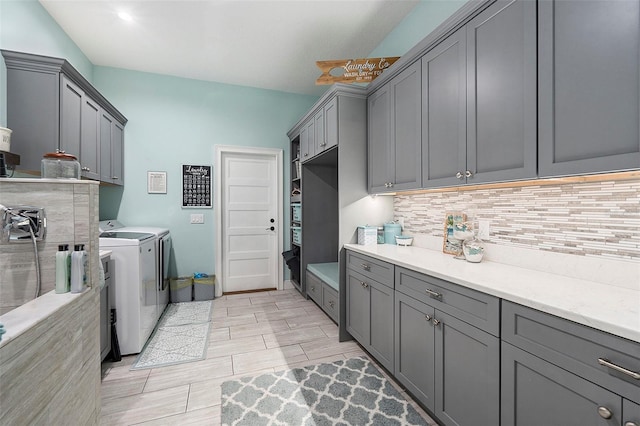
[463,235,485,263]
[41,151,81,179]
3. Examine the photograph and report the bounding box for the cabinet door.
[60,75,83,158]
[346,270,370,346]
[390,61,422,191]
[100,111,113,183]
[466,0,537,184]
[624,399,640,426]
[538,0,640,177]
[394,291,435,411]
[324,97,338,150]
[368,279,394,373]
[314,108,325,154]
[502,342,622,426]
[300,120,316,162]
[81,97,100,180]
[434,311,499,426]
[112,121,124,185]
[422,27,467,188]
[368,86,392,193]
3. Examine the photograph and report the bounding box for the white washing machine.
[99,231,157,355]
[100,221,172,321]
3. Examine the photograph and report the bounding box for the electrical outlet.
[478,220,490,240]
[190,214,204,224]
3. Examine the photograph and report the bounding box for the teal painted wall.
[0,0,94,126]
[368,0,468,58]
[94,67,317,277]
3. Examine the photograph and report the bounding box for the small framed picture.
[443,211,467,255]
[147,171,167,194]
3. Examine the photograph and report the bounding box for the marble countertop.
[344,243,640,343]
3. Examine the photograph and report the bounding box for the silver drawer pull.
[432,318,441,327]
[329,300,335,308]
[598,358,640,380]
[625,422,639,426]
[311,286,315,291]
[424,315,432,322]
[361,263,371,271]
[598,406,613,419]
[360,281,369,289]
[425,288,442,299]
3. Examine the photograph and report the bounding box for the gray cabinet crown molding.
[287,83,366,139]
[366,0,496,96]
[1,49,127,125]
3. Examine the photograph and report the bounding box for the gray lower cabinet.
[394,291,499,426]
[538,0,640,177]
[421,0,536,189]
[100,258,112,361]
[346,268,394,372]
[368,60,422,193]
[502,301,640,426]
[2,50,127,182]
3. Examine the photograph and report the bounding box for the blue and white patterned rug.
[221,357,431,426]
[130,301,213,370]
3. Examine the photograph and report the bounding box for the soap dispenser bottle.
[70,244,87,293]
[55,244,70,293]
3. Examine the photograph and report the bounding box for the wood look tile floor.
[100,288,437,425]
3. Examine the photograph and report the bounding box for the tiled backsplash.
[395,178,640,261]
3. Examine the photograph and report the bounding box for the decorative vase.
[463,235,485,263]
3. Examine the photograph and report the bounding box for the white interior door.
[220,150,280,293]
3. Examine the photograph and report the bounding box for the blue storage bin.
[292,204,302,222]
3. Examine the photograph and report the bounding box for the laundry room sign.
[316,57,400,85]
[182,165,212,208]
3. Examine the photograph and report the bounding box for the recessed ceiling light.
[118,11,133,22]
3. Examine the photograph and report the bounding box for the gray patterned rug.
[130,301,213,370]
[221,357,430,426]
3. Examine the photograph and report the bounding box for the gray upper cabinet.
[367,85,392,193]
[100,110,125,185]
[368,61,422,193]
[421,27,467,188]
[324,97,338,151]
[300,96,338,163]
[466,0,537,184]
[2,50,127,182]
[538,0,640,177]
[421,0,537,188]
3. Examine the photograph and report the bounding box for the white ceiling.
[39,0,419,96]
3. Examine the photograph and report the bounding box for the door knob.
[270,218,275,223]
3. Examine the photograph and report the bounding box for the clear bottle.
[70,244,87,293]
[55,244,70,293]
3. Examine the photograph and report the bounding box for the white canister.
[357,226,378,245]
[0,127,12,152]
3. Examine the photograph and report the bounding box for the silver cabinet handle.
[329,300,335,308]
[598,406,613,419]
[112,176,119,180]
[424,315,432,322]
[361,263,371,271]
[465,170,473,178]
[360,281,369,289]
[81,166,90,172]
[425,288,442,299]
[598,358,640,379]
[320,142,326,147]
[456,171,464,179]
[311,286,315,291]
[388,182,394,187]
[432,318,441,327]
[304,153,308,157]
[624,422,639,426]
[384,183,390,188]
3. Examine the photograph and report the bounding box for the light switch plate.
[478,220,490,239]
[190,213,204,224]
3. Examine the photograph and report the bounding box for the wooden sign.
[316,57,400,85]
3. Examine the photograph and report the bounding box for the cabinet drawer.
[322,284,339,324]
[306,271,322,305]
[395,266,499,336]
[346,251,394,287]
[502,301,640,402]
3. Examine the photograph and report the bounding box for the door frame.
[214,145,284,297]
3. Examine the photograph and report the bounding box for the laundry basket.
[170,277,193,302]
[193,274,215,301]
